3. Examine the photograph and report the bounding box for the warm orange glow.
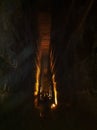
[51,103,56,109]
[38,12,51,54]
[50,49,55,72]
[34,13,51,97]
[34,65,40,96]
[52,74,58,106]
[34,12,58,112]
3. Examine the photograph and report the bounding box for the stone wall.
[51,0,97,98]
[0,0,37,93]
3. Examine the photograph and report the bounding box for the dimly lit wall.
[51,0,97,99]
[0,0,97,109]
[0,0,37,92]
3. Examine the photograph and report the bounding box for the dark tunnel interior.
[0,0,97,130]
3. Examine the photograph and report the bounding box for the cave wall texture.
[0,0,37,92]
[51,0,97,99]
[0,0,97,106]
